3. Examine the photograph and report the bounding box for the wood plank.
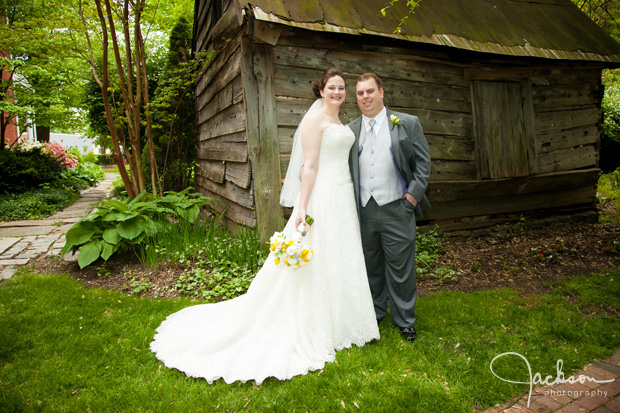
[195,173,254,208]
[197,132,248,162]
[197,74,243,125]
[274,45,470,87]
[196,159,225,184]
[278,125,297,154]
[196,52,242,113]
[208,1,243,46]
[194,3,212,54]
[252,20,281,46]
[529,68,602,87]
[225,161,252,189]
[424,186,596,220]
[472,80,534,179]
[533,84,599,111]
[537,145,598,173]
[240,37,284,242]
[427,135,474,161]
[429,160,477,181]
[273,66,472,113]
[425,169,600,202]
[195,30,242,98]
[538,126,599,153]
[275,98,359,126]
[274,98,472,137]
[197,101,246,139]
[535,107,601,135]
[197,185,257,227]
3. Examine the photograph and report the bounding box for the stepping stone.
[19,235,59,259]
[0,236,36,258]
[0,225,57,237]
[0,258,29,266]
[0,238,19,255]
[0,266,17,281]
[0,219,59,227]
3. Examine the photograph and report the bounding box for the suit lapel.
[387,110,403,172]
[349,117,363,214]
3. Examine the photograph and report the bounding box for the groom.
[348,73,431,342]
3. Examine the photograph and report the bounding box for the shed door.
[472,80,536,179]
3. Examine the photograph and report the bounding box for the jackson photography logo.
[489,352,615,407]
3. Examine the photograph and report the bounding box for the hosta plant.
[61,188,221,268]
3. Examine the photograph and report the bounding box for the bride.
[150,67,379,385]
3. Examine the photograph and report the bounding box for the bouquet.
[269,215,314,270]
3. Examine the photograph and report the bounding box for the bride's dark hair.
[311,67,344,99]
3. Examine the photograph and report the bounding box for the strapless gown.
[150,124,380,384]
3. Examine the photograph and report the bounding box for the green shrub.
[599,168,620,225]
[601,84,620,172]
[61,188,222,268]
[66,161,105,186]
[95,154,113,165]
[0,189,79,221]
[0,148,63,194]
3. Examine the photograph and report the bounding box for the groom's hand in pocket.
[403,193,418,207]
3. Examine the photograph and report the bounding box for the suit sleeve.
[406,116,431,203]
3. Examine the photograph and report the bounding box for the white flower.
[286,245,298,256]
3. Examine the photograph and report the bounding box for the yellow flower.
[274,257,280,265]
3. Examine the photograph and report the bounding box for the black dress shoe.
[399,327,416,342]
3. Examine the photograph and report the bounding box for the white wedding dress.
[150,124,379,384]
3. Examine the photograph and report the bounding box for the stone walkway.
[0,172,117,280]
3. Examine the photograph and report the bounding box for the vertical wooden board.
[472,80,533,179]
[240,37,284,241]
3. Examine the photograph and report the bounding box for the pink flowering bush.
[42,142,79,169]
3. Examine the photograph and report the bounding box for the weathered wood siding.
[271,43,475,184]
[194,1,255,228]
[271,33,602,225]
[194,8,603,234]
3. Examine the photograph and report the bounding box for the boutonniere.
[390,115,401,130]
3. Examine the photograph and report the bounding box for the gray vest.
[359,117,407,207]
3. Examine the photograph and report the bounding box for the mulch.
[30,218,620,301]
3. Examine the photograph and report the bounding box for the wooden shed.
[192,0,620,239]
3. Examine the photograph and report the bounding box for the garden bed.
[32,221,620,302]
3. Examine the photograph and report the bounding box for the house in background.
[50,133,96,154]
[192,0,620,240]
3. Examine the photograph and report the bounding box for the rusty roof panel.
[239,0,620,63]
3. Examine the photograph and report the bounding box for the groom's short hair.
[357,73,383,90]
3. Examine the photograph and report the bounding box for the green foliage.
[601,84,620,172]
[0,188,79,221]
[0,147,63,193]
[61,160,105,187]
[175,261,258,301]
[598,167,620,225]
[136,218,268,301]
[380,0,423,34]
[61,188,221,268]
[415,227,461,282]
[148,16,214,192]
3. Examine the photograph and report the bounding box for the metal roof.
[237,0,620,63]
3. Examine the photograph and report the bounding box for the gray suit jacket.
[348,109,431,219]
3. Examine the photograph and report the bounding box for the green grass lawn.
[1,268,619,412]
